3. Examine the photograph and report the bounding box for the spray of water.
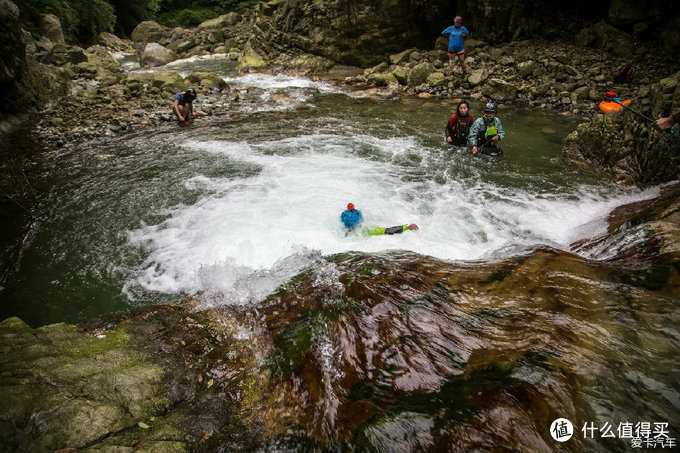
[125,123,651,306]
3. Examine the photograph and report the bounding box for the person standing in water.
[442,16,469,76]
[340,203,418,236]
[468,101,505,156]
[446,100,474,146]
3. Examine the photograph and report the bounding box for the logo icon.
[550,418,574,442]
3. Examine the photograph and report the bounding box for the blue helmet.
[341,204,363,229]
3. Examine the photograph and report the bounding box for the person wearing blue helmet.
[341,203,419,236]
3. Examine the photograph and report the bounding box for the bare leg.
[458,53,467,74]
[448,54,455,74]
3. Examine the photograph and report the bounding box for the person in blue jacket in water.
[468,101,505,156]
[340,203,419,236]
[442,15,469,76]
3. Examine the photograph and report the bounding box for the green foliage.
[156,7,219,28]
[109,0,160,36]
[16,0,115,44]
[156,0,260,26]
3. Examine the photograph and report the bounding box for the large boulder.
[197,12,242,31]
[467,68,489,87]
[150,72,186,94]
[407,62,436,87]
[659,16,680,55]
[238,43,267,70]
[367,72,399,87]
[141,42,178,67]
[425,71,446,87]
[185,71,227,91]
[98,32,133,51]
[41,14,64,44]
[575,20,635,57]
[482,78,518,102]
[131,21,168,43]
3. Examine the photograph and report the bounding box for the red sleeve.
[448,114,457,128]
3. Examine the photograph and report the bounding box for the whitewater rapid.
[122,72,654,305]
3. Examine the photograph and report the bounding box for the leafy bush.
[156,7,218,27]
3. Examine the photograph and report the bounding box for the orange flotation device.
[599,99,631,114]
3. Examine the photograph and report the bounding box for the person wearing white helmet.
[468,101,505,156]
[442,15,469,76]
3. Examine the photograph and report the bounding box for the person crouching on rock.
[173,88,197,125]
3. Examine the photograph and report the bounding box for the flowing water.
[0,64,646,325]
[1,56,677,451]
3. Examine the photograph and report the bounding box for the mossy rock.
[367,72,399,87]
[238,43,267,70]
[131,21,169,43]
[392,66,408,85]
[0,318,169,452]
[407,62,435,87]
[426,72,446,87]
[185,71,227,91]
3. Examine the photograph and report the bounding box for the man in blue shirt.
[442,16,469,76]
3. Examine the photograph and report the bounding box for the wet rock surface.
[1,189,678,452]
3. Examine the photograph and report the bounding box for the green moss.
[621,263,671,291]
[265,303,354,378]
[261,271,308,304]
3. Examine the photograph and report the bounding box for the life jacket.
[613,64,633,84]
[476,119,499,148]
[448,113,473,145]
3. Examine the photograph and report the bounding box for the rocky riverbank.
[1,182,678,452]
[21,3,679,186]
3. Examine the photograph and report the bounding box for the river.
[1,56,678,451]
[0,56,650,326]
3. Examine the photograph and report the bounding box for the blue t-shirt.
[442,25,469,52]
[175,92,188,106]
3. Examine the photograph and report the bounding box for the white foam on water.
[125,132,651,306]
[128,53,236,77]
[222,73,341,92]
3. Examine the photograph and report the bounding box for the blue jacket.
[341,209,363,229]
[468,117,505,146]
[442,25,469,52]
